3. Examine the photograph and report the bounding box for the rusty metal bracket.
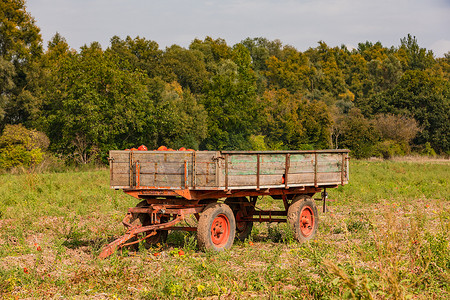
[322,188,328,213]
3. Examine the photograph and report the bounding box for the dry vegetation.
[0,160,449,299]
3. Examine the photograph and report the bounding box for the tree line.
[1,0,449,169]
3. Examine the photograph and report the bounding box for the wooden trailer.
[99,149,350,258]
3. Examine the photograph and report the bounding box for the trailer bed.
[109,150,349,192]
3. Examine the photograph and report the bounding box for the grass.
[0,160,449,299]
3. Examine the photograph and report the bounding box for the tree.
[153,82,207,149]
[0,57,15,124]
[265,45,311,94]
[189,37,232,73]
[258,89,332,150]
[241,37,283,72]
[398,34,435,71]
[160,45,208,93]
[0,0,42,62]
[200,44,258,150]
[372,114,420,157]
[0,0,43,129]
[304,42,348,98]
[258,89,305,149]
[337,108,380,158]
[383,70,450,153]
[108,35,163,78]
[39,43,155,162]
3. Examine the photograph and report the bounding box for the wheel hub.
[299,206,314,237]
[211,214,230,247]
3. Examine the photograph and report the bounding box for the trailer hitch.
[99,214,183,259]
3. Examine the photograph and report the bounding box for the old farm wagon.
[99,149,350,258]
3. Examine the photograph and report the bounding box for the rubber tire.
[287,196,319,242]
[132,200,168,248]
[291,194,313,205]
[197,203,236,252]
[235,210,253,241]
[225,198,254,241]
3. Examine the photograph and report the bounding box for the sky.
[26,0,450,57]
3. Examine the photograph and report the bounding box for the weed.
[183,233,198,251]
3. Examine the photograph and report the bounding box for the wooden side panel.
[109,150,220,189]
[110,151,131,187]
[109,150,348,190]
[218,152,345,188]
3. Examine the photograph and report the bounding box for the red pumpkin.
[138,145,148,151]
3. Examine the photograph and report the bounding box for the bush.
[373,140,407,159]
[0,124,49,170]
[420,142,437,157]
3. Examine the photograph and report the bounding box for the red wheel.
[225,197,254,241]
[299,206,315,237]
[288,195,318,242]
[197,203,236,251]
[210,214,230,247]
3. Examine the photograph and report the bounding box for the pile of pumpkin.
[125,145,195,151]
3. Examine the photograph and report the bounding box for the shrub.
[420,142,437,157]
[373,140,407,159]
[0,124,49,170]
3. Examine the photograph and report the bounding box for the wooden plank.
[110,173,130,187]
[195,174,218,187]
[229,155,258,164]
[194,152,219,161]
[109,151,131,161]
[111,162,130,173]
[317,172,341,183]
[132,152,193,163]
[140,174,186,188]
[317,162,340,173]
[290,154,314,162]
[288,173,316,184]
[227,172,319,187]
[138,162,191,174]
[195,162,217,175]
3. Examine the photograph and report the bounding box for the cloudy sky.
[27,0,450,57]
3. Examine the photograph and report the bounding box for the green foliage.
[420,142,437,157]
[399,34,435,70]
[1,5,449,159]
[373,140,406,159]
[39,42,155,162]
[337,108,380,158]
[154,82,207,149]
[0,0,43,129]
[108,35,162,78]
[377,70,449,153]
[265,46,312,93]
[0,124,48,169]
[160,45,208,93]
[257,89,332,150]
[0,0,42,62]
[200,44,258,150]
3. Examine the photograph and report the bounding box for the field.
[0,160,449,299]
